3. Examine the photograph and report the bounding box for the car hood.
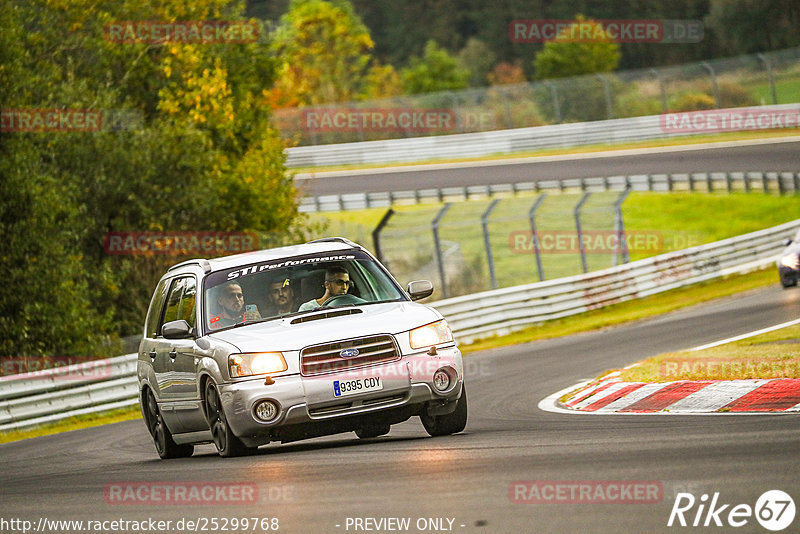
[206,301,442,352]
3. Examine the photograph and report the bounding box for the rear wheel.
[355,424,391,439]
[143,388,193,459]
[421,385,468,437]
[204,381,258,457]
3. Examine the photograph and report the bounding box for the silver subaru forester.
[137,238,467,458]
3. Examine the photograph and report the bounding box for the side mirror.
[407,280,434,301]
[161,319,194,339]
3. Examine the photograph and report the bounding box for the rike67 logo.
[668,490,795,531]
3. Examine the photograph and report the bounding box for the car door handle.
[169,349,177,361]
[149,350,157,360]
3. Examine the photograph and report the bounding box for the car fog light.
[254,400,279,422]
[433,369,451,392]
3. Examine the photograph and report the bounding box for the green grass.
[312,191,800,300]
[749,78,800,106]
[0,405,142,444]
[460,266,778,354]
[619,324,800,382]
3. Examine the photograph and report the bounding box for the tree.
[706,0,800,54]
[458,38,497,87]
[0,0,302,357]
[401,40,470,95]
[488,61,527,86]
[269,0,375,106]
[533,15,621,80]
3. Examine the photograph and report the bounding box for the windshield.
[202,250,406,332]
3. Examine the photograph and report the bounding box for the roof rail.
[306,237,360,248]
[167,258,212,273]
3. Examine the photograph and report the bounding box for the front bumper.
[218,345,463,444]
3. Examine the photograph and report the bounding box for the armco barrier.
[432,219,798,343]
[1,219,797,431]
[299,170,800,212]
[0,353,139,431]
[286,104,800,169]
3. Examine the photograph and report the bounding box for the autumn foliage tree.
[0,0,302,357]
[268,0,383,107]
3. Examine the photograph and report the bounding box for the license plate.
[333,377,383,397]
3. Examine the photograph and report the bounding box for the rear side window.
[162,277,197,332]
[144,279,170,338]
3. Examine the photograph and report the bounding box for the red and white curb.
[539,373,800,415]
[540,320,800,416]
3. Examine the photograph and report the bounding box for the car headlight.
[409,320,454,349]
[780,254,799,270]
[229,352,287,378]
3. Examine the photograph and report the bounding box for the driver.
[298,266,350,312]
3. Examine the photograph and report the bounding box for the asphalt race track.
[2,285,798,534]
[297,138,800,197]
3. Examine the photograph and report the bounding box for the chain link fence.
[274,48,800,146]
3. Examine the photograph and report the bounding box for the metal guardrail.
[0,354,139,431]
[1,219,796,431]
[432,219,799,343]
[300,170,800,213]
[286,103,800,169]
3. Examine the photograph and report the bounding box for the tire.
[355,424,391,439]
[204,381,257,458]
[421,385,468,437]
[143,388,194,459]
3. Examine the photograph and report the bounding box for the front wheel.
[204,381,257,457]
[143,388,193,459]
[421,385,468,437]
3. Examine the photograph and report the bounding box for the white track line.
[690,318,800,351]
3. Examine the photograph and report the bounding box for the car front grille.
[300,335,400,376]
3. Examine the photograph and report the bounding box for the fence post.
[701,62,721,109]
[528,194,547,281]
[650,68,668,113]
[445,91,461,133]
[757,53,778,105]
[432,203,452,298]
[481,199,501,290]
[544,81,562,124]
[500,87,514,128]
[613,188,632,265]
[574,192,591,274]
[595,73,614,119]
[372,208,395,265]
